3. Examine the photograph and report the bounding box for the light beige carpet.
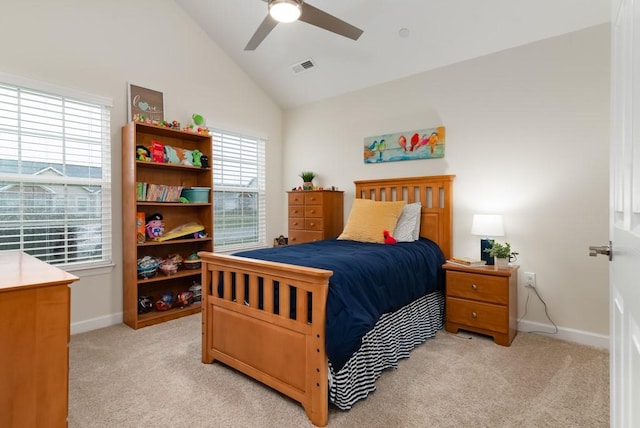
[69,314,608,427]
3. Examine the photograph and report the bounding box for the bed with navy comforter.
[199,174,454,427]
[234,237,445,373]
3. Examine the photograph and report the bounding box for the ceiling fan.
[245,0,363,51]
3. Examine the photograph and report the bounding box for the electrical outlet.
[524,272,536,288]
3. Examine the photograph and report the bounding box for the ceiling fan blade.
[245,14,279,51]
[299,3,363,41]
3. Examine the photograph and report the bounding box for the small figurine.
[145,213,164,239]
[192,149,202,167]
[200,155,209,169]
[136,145,151,161]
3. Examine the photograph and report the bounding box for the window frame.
[211,128,266,252]
[0,72,113,270]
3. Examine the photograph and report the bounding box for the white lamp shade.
[269,0,302,23]
[471,214,504,237]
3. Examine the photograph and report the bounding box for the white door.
[608,0,640,426]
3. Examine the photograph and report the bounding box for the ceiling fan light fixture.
[269,0,302,23]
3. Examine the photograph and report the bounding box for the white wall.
[0,0,284,332]
[283,25,611,345]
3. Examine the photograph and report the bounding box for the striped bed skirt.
[328,290,445,409]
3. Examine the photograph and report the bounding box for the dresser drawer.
[305,218,324,231]
[289,230,323,244]
[304,194,324,206]
[288,193,305,205]
[446,297,508,334]
[288,206,304,218]
[304,206,323,218]
[288,218,305,230]
[447,271,508,304]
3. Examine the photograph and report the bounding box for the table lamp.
[471,214,504,265]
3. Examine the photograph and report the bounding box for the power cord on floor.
[519,285,559,335]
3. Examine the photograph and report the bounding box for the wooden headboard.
[354,175,455,260]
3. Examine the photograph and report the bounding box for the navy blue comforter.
[234,238,445,371]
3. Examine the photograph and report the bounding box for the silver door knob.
[589,241,612,261]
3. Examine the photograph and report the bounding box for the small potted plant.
[299,171,315,190]
[484,242,514,267]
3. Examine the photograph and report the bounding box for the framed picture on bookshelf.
[127,83,164,123]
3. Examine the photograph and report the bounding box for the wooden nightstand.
[443,263,519,346]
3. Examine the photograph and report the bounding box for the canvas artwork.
[128,84,164,123]
[364,126,446,164]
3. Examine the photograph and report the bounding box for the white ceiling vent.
[290,58,316,74]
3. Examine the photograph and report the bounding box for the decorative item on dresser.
[287,190,344,244]
[0,252,79,427]
[443,262,519,346]
[198,175,454,426]
[122,121,213,329]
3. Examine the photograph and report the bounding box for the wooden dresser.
[0,251,79,428]
[443,263,518,346]
[287,190,344,244]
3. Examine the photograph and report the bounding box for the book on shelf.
[448,256,487,267]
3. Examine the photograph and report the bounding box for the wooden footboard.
[198,252,333,427]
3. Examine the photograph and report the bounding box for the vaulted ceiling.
[175,0,610,109]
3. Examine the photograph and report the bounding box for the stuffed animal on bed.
[383,230,397,244]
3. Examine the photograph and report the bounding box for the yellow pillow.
[338,199,406,243]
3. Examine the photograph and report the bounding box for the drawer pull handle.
[471,312,477,319]
[309,222,315,227]
[471,284,477,290]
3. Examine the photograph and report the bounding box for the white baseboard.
[518,319,609,349]
[71,312,123,335]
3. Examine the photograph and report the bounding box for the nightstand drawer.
[446,297,508,334]
[447,271,508,304]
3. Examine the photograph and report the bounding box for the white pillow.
[393,202,421,242]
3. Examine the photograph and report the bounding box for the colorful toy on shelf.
[200,155,209,169]
[189,282,202,302]
[175,290,194,308]
[137,256,159,279]
[155,292,174,311]
[183,252,201,270]
[192,149,202,167]
[138,295,154,314]
[151,221,203,242]
[159,259,178,276]
[145,213,164,239]
[192,113,205,127]
[136,145,151,162]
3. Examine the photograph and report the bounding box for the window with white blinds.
[0,75,112,268]
[211,129,266,251]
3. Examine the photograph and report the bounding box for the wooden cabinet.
[0,251,78,428]
[287,190,344,244]
[122,122,213,329]
[443,263,519,346]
